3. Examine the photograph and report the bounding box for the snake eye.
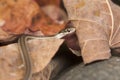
[64,28,71,32]
[67,29,71,32]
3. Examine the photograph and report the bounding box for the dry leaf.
[42,5,68,24]
[63,0,120,64]
[0,38,64,80]
[0,0,66,41]
[28,6,66,36]
[0,0,40,34]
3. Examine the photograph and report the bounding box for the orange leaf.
[1,0,40,34]
[29,5,66,36]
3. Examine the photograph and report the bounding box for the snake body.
[18,27,75,80]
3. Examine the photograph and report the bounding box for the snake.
[18,27,76,80]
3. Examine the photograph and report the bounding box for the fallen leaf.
[0,37,64,80]
[0,0,67,41]
[29,5,66,36]
[42,5,68,24]
[0,0,40,34]
[63,0,120,64]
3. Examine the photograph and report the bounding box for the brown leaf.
[42,5,68,24]
[0,38,64,80]
[64,0,120,64]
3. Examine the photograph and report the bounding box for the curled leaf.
[64,0,120,64]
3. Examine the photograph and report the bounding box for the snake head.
[55,27,76,38]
